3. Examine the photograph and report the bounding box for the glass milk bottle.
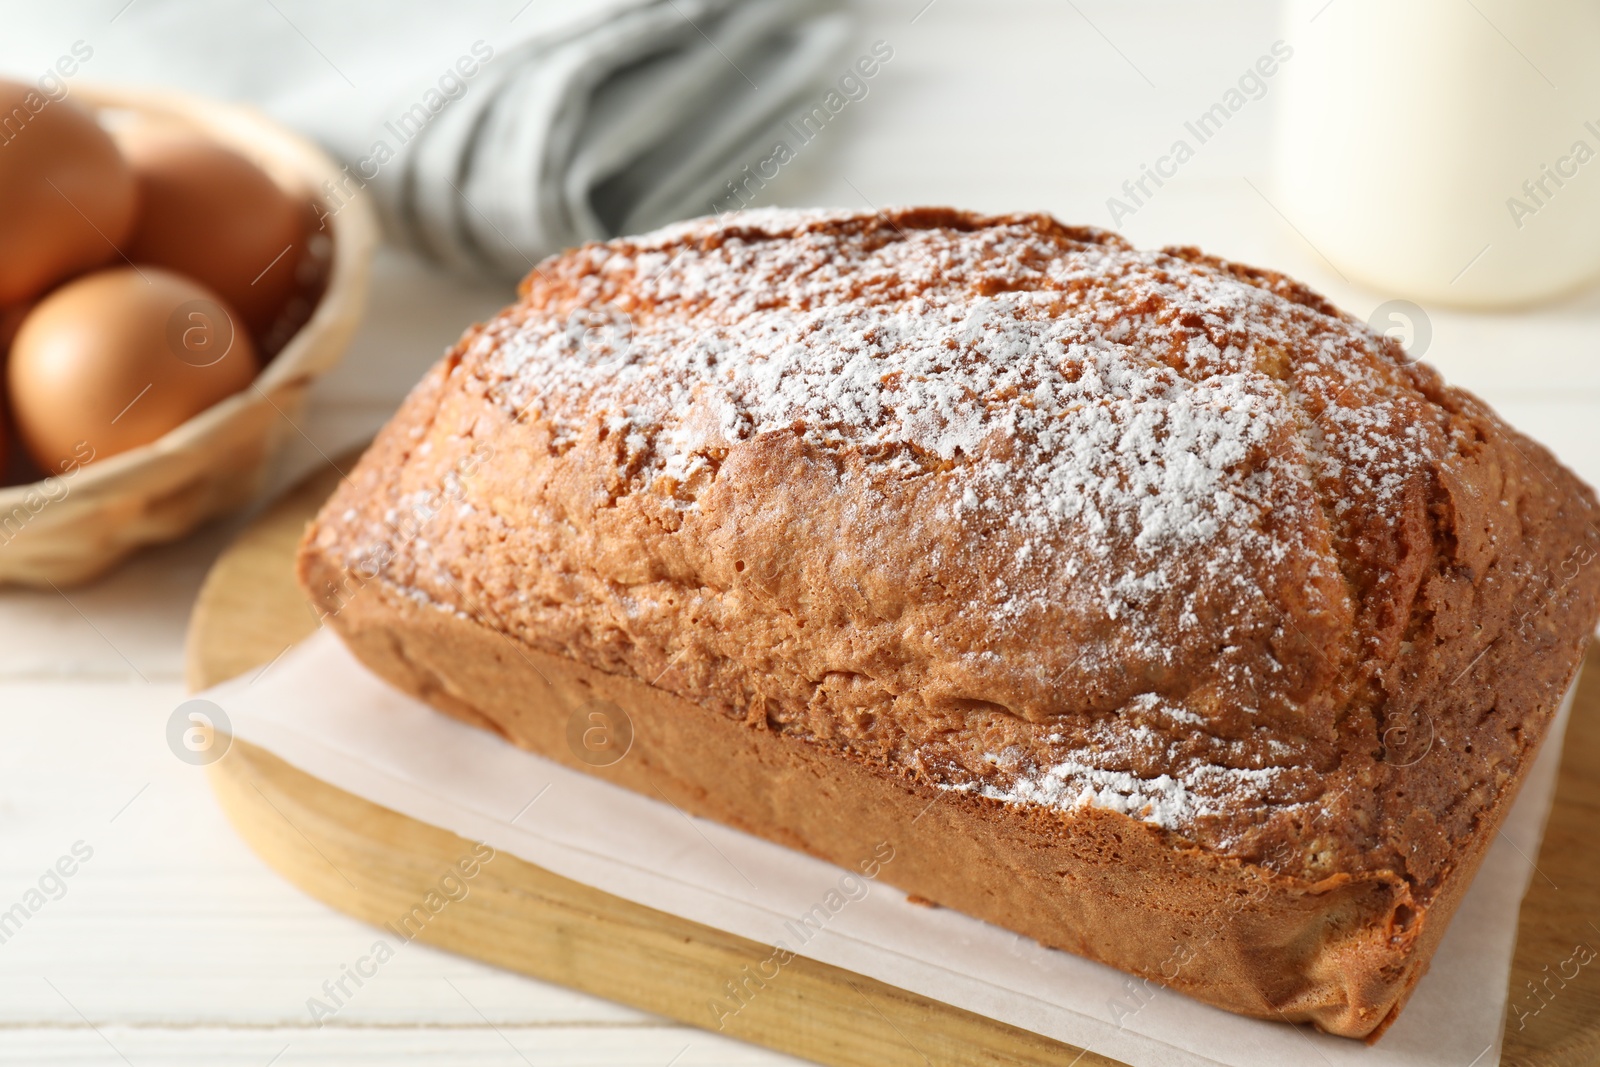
[1275,0,1600,307]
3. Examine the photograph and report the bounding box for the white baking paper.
[201,628,1578,1067]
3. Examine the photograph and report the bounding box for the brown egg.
[8,267,257,470]
[118,129,305,334]
[0,80,137,305]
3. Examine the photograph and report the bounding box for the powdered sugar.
[952,759,1200,829]
[957,751,1290,831]
[483,222,1321,579]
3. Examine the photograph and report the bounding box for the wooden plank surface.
[186,455,1600,1067]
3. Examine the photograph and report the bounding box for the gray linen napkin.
[322,0,853,276]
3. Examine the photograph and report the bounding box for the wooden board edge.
[206,736,1114,1067]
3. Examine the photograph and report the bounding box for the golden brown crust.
[297,208,1600,1038]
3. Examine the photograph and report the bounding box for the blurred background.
[0,0,1596,1063]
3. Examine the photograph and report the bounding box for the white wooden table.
[4,1,1597,1063]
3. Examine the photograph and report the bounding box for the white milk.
[1275,0,1600,307]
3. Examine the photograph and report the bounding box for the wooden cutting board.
[185,457,1600,1067]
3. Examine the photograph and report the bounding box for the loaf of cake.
[297,208,1600,1039]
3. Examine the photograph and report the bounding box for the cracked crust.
[297,208,1600,1038]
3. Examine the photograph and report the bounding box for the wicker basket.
[0,85,378,587]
